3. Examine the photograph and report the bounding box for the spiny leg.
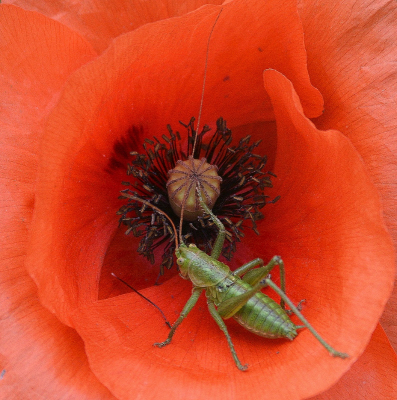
[234,255,286,309]
[207,299,248,371]
[154,287,203,348]
[233,258,264,278]
[197,191,225,260]
[264,278,349,359]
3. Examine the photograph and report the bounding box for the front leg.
[196,188,225,260]
[207,299,248,371]
[154,287,203,347]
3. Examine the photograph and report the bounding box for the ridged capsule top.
[167,156,222,221]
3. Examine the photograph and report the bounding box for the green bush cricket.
[122,191,349,371]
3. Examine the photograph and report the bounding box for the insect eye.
[177,258,184,265]
[188,244,196,248]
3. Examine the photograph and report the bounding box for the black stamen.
[118,117,276,275]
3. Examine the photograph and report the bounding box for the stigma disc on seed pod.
[167,156,222,221]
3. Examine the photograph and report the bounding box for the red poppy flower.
[1,1,396,399]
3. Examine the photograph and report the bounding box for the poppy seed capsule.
[167,156,222,221]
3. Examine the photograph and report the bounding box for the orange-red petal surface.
[1,0,395,399]
[298,0,397,351]
[298,0,397,239]
[4,0,224,53]
[0,4,115,399]
[310,324,397,399]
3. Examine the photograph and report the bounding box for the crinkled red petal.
[0,5,114,398]
[5,0,224,53]
[15,0,395,398]
[298,0,397,351]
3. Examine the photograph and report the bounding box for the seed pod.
[167,156,222,221]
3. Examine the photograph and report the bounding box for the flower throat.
[118,9,277,277]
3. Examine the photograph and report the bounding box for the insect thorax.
[179,246,230,287]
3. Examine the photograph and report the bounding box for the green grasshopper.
[123,192,349,371]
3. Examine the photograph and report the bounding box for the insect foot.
[237,363,248,372]
[153,339,171,348]
[286,299,306,316]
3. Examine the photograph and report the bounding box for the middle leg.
[235,256,286,309]
[207,299,248,371]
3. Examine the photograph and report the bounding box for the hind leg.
[234,256,287,309]
[264,278,349,359]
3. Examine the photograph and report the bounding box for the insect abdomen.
[231,286,297,340]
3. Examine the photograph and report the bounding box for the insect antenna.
[121,193,179,249]
[177,8,223,245]
[179,202,185,246]
[177,178,198,246]
[118,192,181,326]
[192,7,223,157]
[111,273,172,329]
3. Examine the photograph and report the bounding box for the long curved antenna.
[179,204,185,247]
[119,194,178,328]
[174,9,223,243]
[111,273,172,329]
[122,193,179,249]
[192,8,223,157]
[178,177,197,246]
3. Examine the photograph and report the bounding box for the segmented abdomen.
[222,281,297,339]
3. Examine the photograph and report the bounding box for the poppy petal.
[381,286,397,351]
[5,0,224,53]
[0,283,115,399]
[261,66,395,342]
[260,68,395,396]
[0,4,114,398]
[18,0,394,398]
[309,324,397,399]
[0,4,97,156]
[298,0,397,350]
